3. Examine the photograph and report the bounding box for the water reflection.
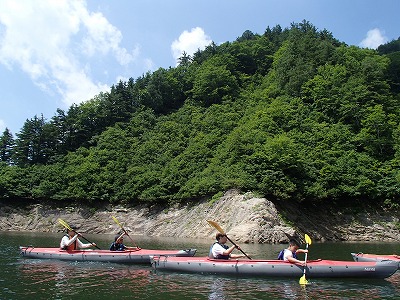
[18,259,153,298]
[150,270,399,300]
[208,278,226,299]
[13,258,400,300]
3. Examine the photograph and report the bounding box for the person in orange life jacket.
[210,233,245,259]
[277,239,308,265]
[109,234,139,251]
[60,226,96,250]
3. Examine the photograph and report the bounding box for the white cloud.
[143,58,156,72]
[359,28,388,49]
[116,75,130,83]
[0,0,138,107]
[80,9,139,65]
[171,27,212,65]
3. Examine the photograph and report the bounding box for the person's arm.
[212,244,242,258]
[295,249,308,255]
[125,246,140,250]
[229,245,246,259]
[222,245,236,256]
[230,253,246,259]
[286,256,305,265]
[284,250,305,265]
[76,238,96,249]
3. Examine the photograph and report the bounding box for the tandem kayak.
[151,256,398,279]
[19,246,196,264]
[351,252,400,268]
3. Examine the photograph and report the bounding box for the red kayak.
[20,246,196,264]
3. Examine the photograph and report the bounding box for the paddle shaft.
[112,216,138,247]
[225,236,252,259]
[121,228,138,247]
[58,219,100,249]
[302,243,309,276]
[206,220,252,260]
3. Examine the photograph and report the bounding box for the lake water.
[1,231,399,299]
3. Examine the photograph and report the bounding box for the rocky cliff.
[1,190,399,243]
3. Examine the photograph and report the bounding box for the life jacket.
[277,249,285,260]
[277,249,298,260]
[110,242,126,251]
[62,234,77,251]
[209,242,230,259]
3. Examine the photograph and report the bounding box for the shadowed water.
[1,231,399,299]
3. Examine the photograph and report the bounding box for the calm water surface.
[1,231,399,299]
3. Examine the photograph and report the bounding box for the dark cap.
[216,233,226,240]
[289,239,300,247]
[66,224,77,232]
[115,234,124,242]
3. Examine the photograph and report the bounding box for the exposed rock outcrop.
[1,190,399,243]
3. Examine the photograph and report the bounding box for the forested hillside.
[1,21,399,207]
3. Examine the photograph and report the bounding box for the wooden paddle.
[299,233,312,285]
[207,220,252,259]
[58,218,101,249]
[112,216,139,248]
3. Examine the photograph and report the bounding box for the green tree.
[377,37,400,54]
[0,128,15,165]
[271,20,337,97]
[14,115,52,166]
[3,20,400,208]
[191,56,239,106]
[385,52,400,93]
[357,105,397,159]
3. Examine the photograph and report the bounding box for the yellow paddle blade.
[305,234,312,246]
[207,220,225,234]
[112,216,123,228]
[299,274,308,285]
[58,218,72,231]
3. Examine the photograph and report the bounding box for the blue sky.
[0,0,399,135]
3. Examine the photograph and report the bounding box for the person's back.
[60,233,77,250]
[277,249,285,260]
[209,233,244,259]
[283,248,298,261]
[277,239,306,265]
[209,241,230,259]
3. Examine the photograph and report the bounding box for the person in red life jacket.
[60,226,96,250]
[109,234,139,251]
[277,239,308,265]
[209,233,245,259]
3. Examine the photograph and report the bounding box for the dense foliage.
[1,21,399,206]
